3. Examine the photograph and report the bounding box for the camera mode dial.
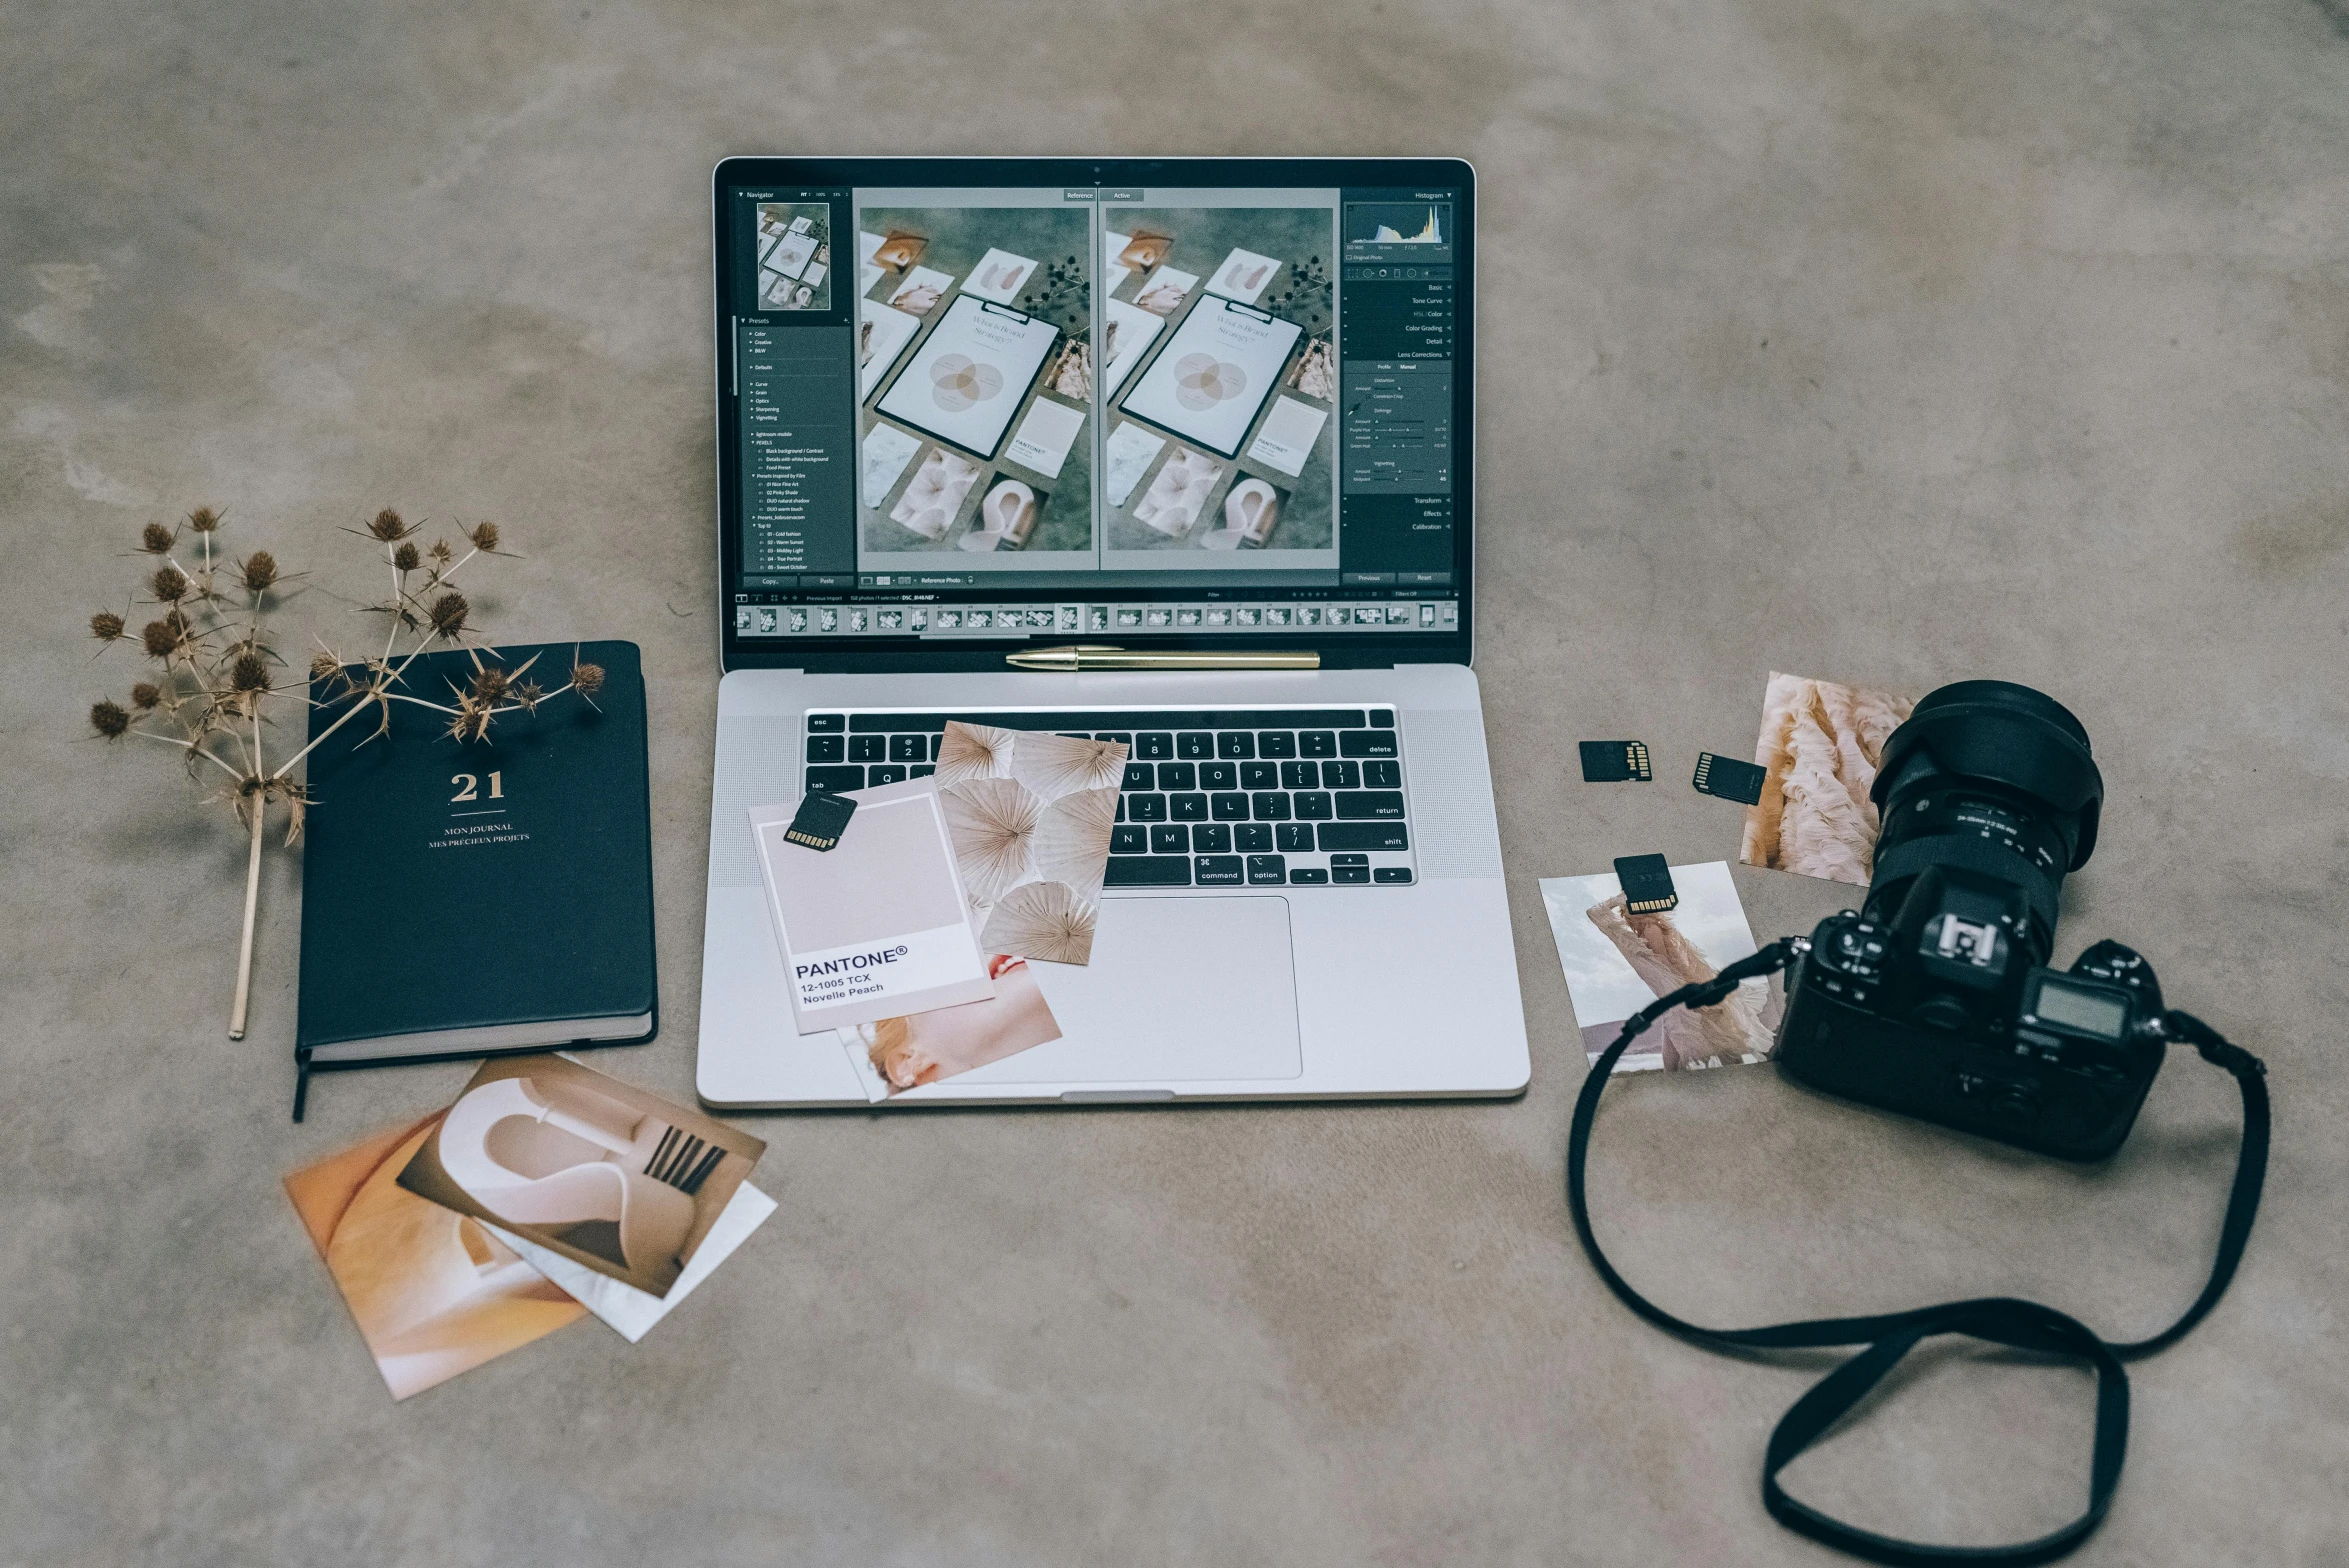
[1806,913,1887,1005]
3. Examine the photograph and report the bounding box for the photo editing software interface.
[728,183,1461,641]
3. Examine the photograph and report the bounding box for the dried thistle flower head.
[429,538,454,564]
[469,663,510,702]
[130,681,162,710]
[230,652,270,692]
[150,565,190,602]
[392,541,420,572]
[140,522,176,554]
[309,650,341,682]
[468,521,501,552]
[570,660,605,696]
[89,699,130,738]
[141,618,181,658]
[186,506,223,533]
[427,591,469,637]
[512,679,544,710]
[366,508,411,541]
[91,610,126,642]
[239,552,278,593]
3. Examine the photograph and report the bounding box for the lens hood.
[1871,681,2104,870]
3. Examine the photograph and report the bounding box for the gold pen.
[1006,644,1322,672]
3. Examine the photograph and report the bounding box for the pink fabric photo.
[1737,671,1917,887]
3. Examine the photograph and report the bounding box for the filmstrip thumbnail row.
[735,601,1461,637]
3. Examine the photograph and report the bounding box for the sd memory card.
[1579,740,1652,783]
[1691,752,1768,805]
[783,790,857,851]
[1614,854,1679,914]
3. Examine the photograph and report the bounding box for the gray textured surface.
[5,1,2346,1562]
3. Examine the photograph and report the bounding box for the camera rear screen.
[2035,978,2128,1039]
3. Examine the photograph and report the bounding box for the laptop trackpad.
[954,895,1302,1085]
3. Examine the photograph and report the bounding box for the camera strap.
[1566,937,2270,1567]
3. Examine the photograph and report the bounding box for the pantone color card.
[1004,396,1086,479]
[750,777,996,1033]
[1247,396,1328,478]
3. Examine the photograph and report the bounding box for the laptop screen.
[714,158,1473,668]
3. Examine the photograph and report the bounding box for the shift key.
[1318,822,1409,851]
[1334,792,1406,819]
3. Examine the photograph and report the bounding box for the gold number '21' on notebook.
[750,776,995,1033]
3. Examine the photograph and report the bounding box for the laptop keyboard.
[800,707,1413,888]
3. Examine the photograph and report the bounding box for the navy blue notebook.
[294,640,656,1114]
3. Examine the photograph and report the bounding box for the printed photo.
[1103,420,1167,508]
[1204,245,1281,304]
[860,420,924,509]
[885,265,956,317]
[841,954,1062,1099]
[1197,475,1288,551]
[858,299,922,399]
[1117,230,1174,271]
[1738,672,1918,887]
[1100,204,1337,563]
[756,202,831,313]
[485,1182,778,1346]
[857,203,1095,561]
[1100,297,1162,398]
[1134,266,1200,317]
[886,445,982,542]
[961,475,1049,552]
[1102,228,1135,294]
[870,230,926,270]
[1540,861,1780,1073]
[396,1055,767,1299]
[1130,445,1224,540]
[286,1114,586,1400]
[963,246,1039,304]
[935,721,1127,963]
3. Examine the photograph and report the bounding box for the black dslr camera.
[1775,681,2165,1160]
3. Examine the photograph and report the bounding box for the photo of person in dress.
[1541,861,1782,1073]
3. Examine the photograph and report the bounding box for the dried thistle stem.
[122,724,245,782]
[228,784,265,1040]
[88,506,544,1048]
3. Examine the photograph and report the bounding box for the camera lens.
[1867,681,2104,951]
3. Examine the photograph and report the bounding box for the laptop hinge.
[1005,646,1319,673]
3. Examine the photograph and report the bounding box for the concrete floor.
[5,0,2346,1562]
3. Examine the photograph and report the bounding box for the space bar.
[1104,857,1193,887]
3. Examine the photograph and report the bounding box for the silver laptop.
[697,156,1526,1107]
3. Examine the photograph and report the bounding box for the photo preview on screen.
[845,188,1342,575]
[1096,198,1337,567]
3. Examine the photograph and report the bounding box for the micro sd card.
[783,790,856,851]
[1614,854,1679,914]
[1691,752,1768,805]
[1579,740,1652,783]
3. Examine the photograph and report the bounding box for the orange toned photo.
[285,1114,586,1401]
